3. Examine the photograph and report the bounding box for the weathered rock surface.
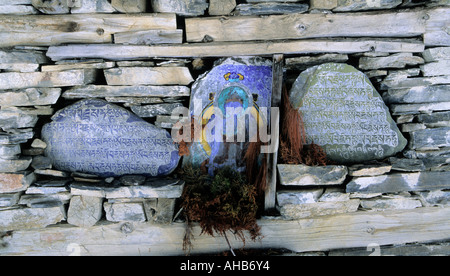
[417,111,450,128]
[285,54,349,71]
[0,193,21,207]
[277,189,324,206]
[209,0,235,15]
[278,164,348,186]
[289,63,407,163]
[421,60,450,76]
[0,206,65,231]
[409,128,450,150]
[63,85,190,99]
[70,179,184,199]
[335,0,402,11]
[111,0,146,13]
[119,175,146,186]
[42,99,180,177]
[0,88,61,107]
[31,155,53,170]
[0,109,38,130]
[0,130,34,145]
[346,172,450,193]
[25,180,70,194]
[235,3,308,15]
[104,179,185,199]
[389,157,426,172]
[416,190,450,206]
[0,157,32,173]
[348,163,392,176]
[18,192,72,208]
[361,196,422,211]
[319,188,351,202]
[104,67,194,86]
[279,199,360,220]
[0,4,38,14]
[310,0,402,11]
[67,196,103,228]
[144,198,176,224]
[104,202,146,222]
[0,69,97,90]
[130,103,183,118]
[71,0,116,13]
[151,0,208,16]
[31,0,70,14]
[422,47,450,62]
[0,50,48,72]
[0,145,21,160]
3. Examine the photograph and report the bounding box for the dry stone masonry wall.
[0,0,449,256]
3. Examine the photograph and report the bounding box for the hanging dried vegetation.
[179,165,262,255]
[279,85,328,166]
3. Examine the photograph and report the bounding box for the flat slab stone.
[183,57,272,174]
[0,157,32,173]
[278,164,348,186]
[277,189,324,206]
[416,190,450,206]
[0,108,38,129]
[0,49,48,72]
[209,0,235,15]
[333,0,402,11]
[346,171,450,194]
[70,179,184,199]
[278,199,360,220]
[67,196,104,228]
[361,197,422,211]
[104,202,146,222]
[289,63,407,164]
[151,0,208,16]
[0,206,65,231]
[235,3,308,15]
[144,198,176,224]
[0,144,21,159]
[0,171,35,194]
[409,127,450,150]
[0,130,34,145]
[348,163,392,176]
[18,193,72,207]
[0,193,21,207]
[42,99,180,177]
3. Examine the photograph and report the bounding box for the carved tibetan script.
[290,63,407,163]
[42,99,180,177]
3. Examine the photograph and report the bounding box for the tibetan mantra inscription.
[289,63,407,163]
[42,99,180,177]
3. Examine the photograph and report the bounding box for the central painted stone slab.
[184,57,272,174]
[42,99,180,177]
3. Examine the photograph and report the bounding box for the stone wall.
[0,0,449,256]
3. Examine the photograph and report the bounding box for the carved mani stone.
[42,99,180,177]
[289,63,407,164]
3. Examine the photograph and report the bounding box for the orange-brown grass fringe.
[279,85,328,166]
[177,117,198,157]
[180,165,262,255]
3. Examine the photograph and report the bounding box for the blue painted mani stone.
[41,99,180,177]
[183,57,273,174]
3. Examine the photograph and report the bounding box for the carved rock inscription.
[289,63,407,163]
[42,99,180,177]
